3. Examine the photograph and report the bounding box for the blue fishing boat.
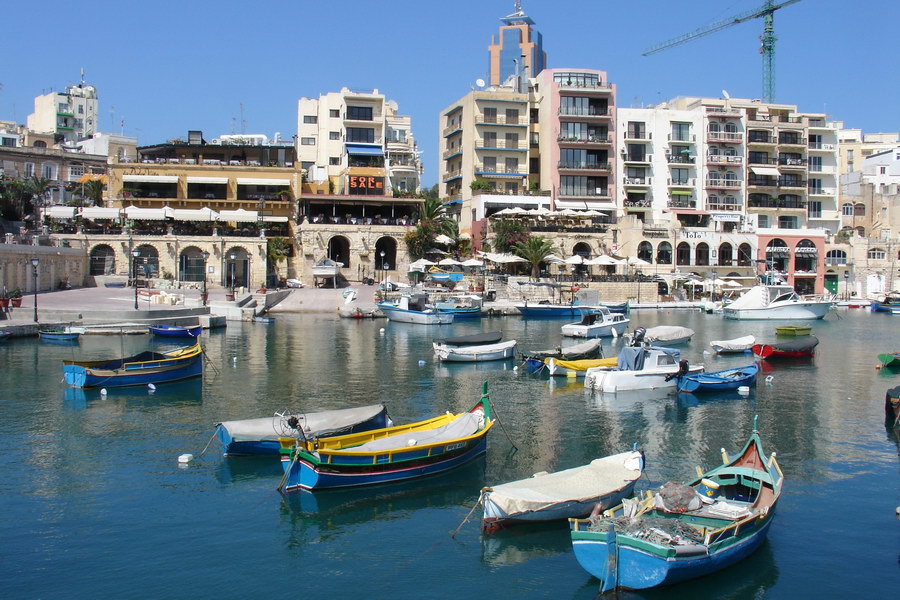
[63,343,203,388]
[39,329,82,342]
[870,292,900,313]
[149,324,203,338]
[677,363,759,393]
[433,294,482,318]
[569,417,783,592]
[278,382,494,492]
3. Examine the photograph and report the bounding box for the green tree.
[490,219,530,254]
[470,178,492,192]
[0,178,33,220]
[26,176,54,223]
[514,236,555,279]
[266,237,291,286]
[79,179,106,207]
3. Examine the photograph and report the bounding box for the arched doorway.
[134,244,159,279]
[695,243,710,266]
[676,242,691,266]
[179,246,206,283]
[656,242,672,265]
[765,239,789,272]
[572,242,592,258]
[224,247,250,289]
[572,242,592,280]
[328,235,351,269]
[738,243,752,267]
[637,241,653,263]
[718,242,733,266]
[89,244,116,276]
[374,236,397,271]
[794,239,817,272]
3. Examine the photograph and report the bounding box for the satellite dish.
[475,78,486,88]
[722,89,731,99]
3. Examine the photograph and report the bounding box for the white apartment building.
[27,82,99,145]
[296,88,421,196]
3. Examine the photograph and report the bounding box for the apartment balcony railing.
[556,80,612,92]
[707,202,743,212]
[623,131,651,141]
[474,139,527,150]
[778,137,805,146]
[474,165,525,175]
[442,148,462,159]
[624,199,652,209]
[557,161,611,172]
[667,199,696,209]
[706,178,742,189]
[559,188,609,198]
[808,142,836,151]
[668,133,696,142]
[476,114,525,125]
[558,107,609,117]
[776,116,804,124]
[667,178,695,187]
[807,187,836,196]
[748,198,807,209]
[623,177,651,186]
[556,134,610,144]
[778,157,807,168]
[442,169,462,181]
[748,176,778,187]
[621,153,652,163]
[441,125,462,137]
[531,223,610,234]
[707,131,744,143]
[778,177,807,188]
[748,157,778,165]
[706,154,743,165]
[747,135,775,144]
[705,107,743,117]
[342,111,382,122]
[666,154,695,164]
[825,258,848,266]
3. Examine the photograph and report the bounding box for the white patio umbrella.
[438,257,462,266]
[543,254,565,264]
[493,207,524,216]
[585,255,623,266]
[722,280,743,288]
[626,256,651,266]
[409,258,436,269]
[564,255,586,264]
[433,234,455,245]
[461,258,484,267]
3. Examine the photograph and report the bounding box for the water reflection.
[215,455,283,485]
[479,522,572,569]
[62,378,203,410]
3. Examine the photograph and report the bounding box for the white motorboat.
[722,283,834,320]
[481,449,645,532]
[584,346,704,393]
[312,258,342,277]
[377,294,454,325]
[434,340,518,362]
[561,307,630,338]
[710,335,756,354]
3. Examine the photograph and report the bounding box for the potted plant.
[0,288,9,310]
[10,288,23,308]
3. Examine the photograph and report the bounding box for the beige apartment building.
[26,81,99,145]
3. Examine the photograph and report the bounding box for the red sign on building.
[348,176,384,195]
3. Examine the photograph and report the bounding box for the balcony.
[667,199,696,209]
[747,134,775,145]
[778,157,807,169]
[621,153,652,164]
[808,142,836,151]
[747,198,807,209]
[807,187,836,196]
[442,125,462,137]
[707,202,743,212]
[475,114,526,126]
[705,107,743,118]
[777,136,805,147]
[747,176,778,188]
[442,169,462,182]
[556,80,613,93]
[559,187,610,199]
[777,177,807,189]
[775,116,804,124]
[667,178,695,187]
[748,157,778,166]
[668,133,696,143]
[705,178,742,190]
[707,131,744,143]
[623,131,651,141]
[558,107,610,119]
[475,165,525,176]
[706,154,743,166]
[474,139,527,151]
[666,154,695,165]
[624,199,652,210]
[623,177,651,187]
[558,161,611,173]
[442,148,462,160]
[343,111,383,123]
[556,134,610,146]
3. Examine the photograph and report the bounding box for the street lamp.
[131,249,140,310]
[711,269,718,302]
[379,250,386,285]
[30,257,39,323]
[229,252,236,297]
[636,269,643,304]
[843,270,849,300]
[202,251,210,306]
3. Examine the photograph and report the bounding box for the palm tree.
[514,236,555,280]
[81,179,106,207]
[420,196,446,222]
[26,176,54,223]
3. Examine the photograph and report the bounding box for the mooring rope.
[450,488,487,538]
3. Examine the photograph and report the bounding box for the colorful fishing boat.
[877,352,900,368]
[277,382,494,491]
[677,363,759,393]
[482,448,644,532]
[522,339,603,371]
[583,347,704,393]
[885,385,900,428]
[752,336,818,359]
[216,404,391,456]
[377,294,454,325]
[775,325,812,336]
[149,324,203,338]
[62,343,203,388]
[433,294,482,318]
[39,328,82,342]
[870,292,900,313]
[569,416,783,592]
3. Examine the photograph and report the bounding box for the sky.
[2,0,898,187]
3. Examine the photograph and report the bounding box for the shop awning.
[170,208,219,221]
[670,190,694,196]
[80,207,122,220]
[236,178,291,186]
[122,174,179,183]
[750,166,780,177]
[46,206,76,219]
[262,215,289,222]
[346,144,384,156]
[186,176,229,184]
[125,206,174,220]
[665,208,709,215]
[218,209,259,223]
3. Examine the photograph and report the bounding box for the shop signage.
[794,247,818,254]
[348,176,384,195]
[766,246,791,253]
[680,231,710,239]
[711,214,741,222]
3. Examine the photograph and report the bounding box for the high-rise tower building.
[487,1,546,87]
[27,74,98,145]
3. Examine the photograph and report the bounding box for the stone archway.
[179,246,206,283]
[676,242,691,266]
[89,244,116,276]
[637,241,653,263]
[695,242,710,266]
[224,247,251,289]
[134,244,159,278]
[328,235,351,269]
[374,236,397,271]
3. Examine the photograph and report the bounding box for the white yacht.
[722,283,834,320]
[561,307,630,338]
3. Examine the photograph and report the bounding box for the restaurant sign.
[348,176,385,195]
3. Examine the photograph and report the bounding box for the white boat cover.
[218,404,386,442]
[710,335,756,352]
[351,411,483,452]
[644,326,694,343]
[486,451,644,517]
[435,340,517,357]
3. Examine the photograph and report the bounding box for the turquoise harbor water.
[1,310,898,599]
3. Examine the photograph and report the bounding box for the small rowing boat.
[709,335,756,354]
[149,324,202,338]
[775,325,811,336]
[63,343,203,388]
[877,352,900,368]
[752,336,818,359]
[434,340,518,362]
[678,363,759,393]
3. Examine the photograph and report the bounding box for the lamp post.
[711,269,718,302]
[201,251,210,306]
[229,252,236,298]
[636,269,643,304]
[31,257,39,323]
[379,250,386,285]
[131,249,140,310]
[843,270,849,301]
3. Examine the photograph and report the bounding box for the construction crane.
[642,0,801,103]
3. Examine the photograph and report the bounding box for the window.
[303,115,317,124]
[329,157,341,166]
[842,203,853,216]
[41,164,56,179]
[69,165,85,179]
[778,216,799,229]
[530,108,539,124]
[329,131,341,140]
[300,137,316,145]
[347,106,373,121]
[808,201,822,219]
[301,161,314,171]
[78,104,84,114]
[483,107,497,123]
[505,157,519,172]
[329,109,340,118]
[346,127,375,143]
[483,131,497,146]
[24,163,35,177]
[671,168,689,185]
[504,132,519,149]
[505,108,520,124]
[626,143,646,161]
[854,203,866,217]
[671,122,691,141]
[627,121,646,139]
[868,248,886,260]
[758,215,769,228]
[483,156,497,171]
[553,72,600,87]
[808,156,822,172]
[386,128,407,143]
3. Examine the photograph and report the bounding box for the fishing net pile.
[587,515,703,546]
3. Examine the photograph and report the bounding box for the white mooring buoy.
[100,388,108,396]
[418,359,426,366]
[737,386,750,395]
[148,383,156,392]
[765,375,774,384]
[178,453,193,464]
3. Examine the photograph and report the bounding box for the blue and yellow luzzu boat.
[63,343,203,388]
[278,383,494,492]
[569,416,782,592]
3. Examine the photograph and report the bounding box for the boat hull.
[678,364,758,393]
[149,325,202,338]
[40,332,80,341]
[435,307,481,319]
[435,340,517,362]
[64,355,203,388]
[586,365,704,393]
[570,517,774,590]
[723,302,831,320]
[561,322,629,338]
[378,305,454,325]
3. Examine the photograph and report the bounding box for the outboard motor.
[664,359,691,382]
[631,327,646,347]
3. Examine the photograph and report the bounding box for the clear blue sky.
[2,0,897,187]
